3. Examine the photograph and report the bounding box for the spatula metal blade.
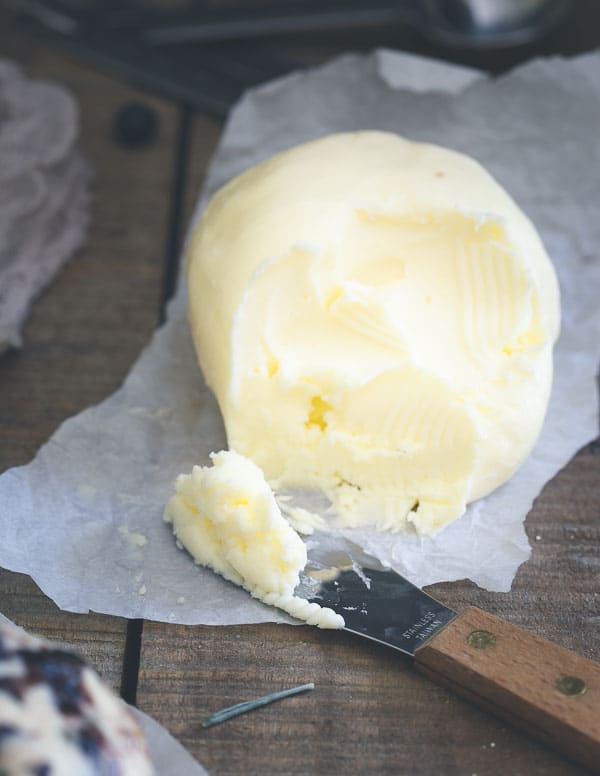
[298,539,456,657]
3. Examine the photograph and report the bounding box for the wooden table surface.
[1,10,599,776]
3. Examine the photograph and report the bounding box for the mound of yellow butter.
[187,131,560,535]
[164,450,344,628]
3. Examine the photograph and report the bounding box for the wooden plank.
[158,108,222,311]
[0,25,179,689]
[182,114,223,228]
[0,569,127,693]
[137,623,583,776]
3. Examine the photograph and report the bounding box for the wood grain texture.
[0,27,178,689]
[137,621,587,776]
[416,607,600,773]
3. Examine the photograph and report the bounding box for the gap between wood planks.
[120,104,193,705]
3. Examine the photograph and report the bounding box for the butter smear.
[164,450,344,628]
[186,131,560,536]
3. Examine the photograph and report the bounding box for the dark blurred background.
[1,0,599,117]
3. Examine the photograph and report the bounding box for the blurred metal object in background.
[0,0,575,116]
[423,0,570,48]
[142,0,570,49]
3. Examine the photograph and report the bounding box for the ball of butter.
[164,450,344,628]
[187,131,560,536]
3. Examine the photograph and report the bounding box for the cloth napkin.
[0,59,91,352]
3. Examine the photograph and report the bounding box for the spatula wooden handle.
[414,607,600,773]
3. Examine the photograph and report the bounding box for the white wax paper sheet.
[0,50,599,626]
[0,613,208,775]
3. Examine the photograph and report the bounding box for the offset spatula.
[298,542,600,773]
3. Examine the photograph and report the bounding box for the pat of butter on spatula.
[164,450,344,628]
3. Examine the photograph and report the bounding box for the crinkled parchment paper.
[0,614,207,775]
[0,50,599,625]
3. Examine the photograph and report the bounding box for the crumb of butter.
[164,450,344,629]
[118,525,148,547]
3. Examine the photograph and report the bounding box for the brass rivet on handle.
[554,675,587,696]
[467,630,496,649]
